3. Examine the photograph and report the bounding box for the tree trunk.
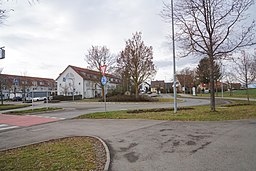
[209,56,216,112]
[246,88,250,102]
[135,82,138,100]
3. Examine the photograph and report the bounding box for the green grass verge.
[76,101,256,121]
[198,88,256,99]
[0,137,106,171]
[0,104,31,111]
[4,107,62,115]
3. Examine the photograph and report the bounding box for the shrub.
[100,94,159,102]
[53,95,82,101]
[127,107,194,113]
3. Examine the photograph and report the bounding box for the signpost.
[100,65,107,112]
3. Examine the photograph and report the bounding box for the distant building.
[0,74,56,100]
[165,82,173,93]
[229,83,241,90]
[56,65,120,98]
[151,80,165,93]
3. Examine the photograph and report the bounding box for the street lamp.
[171,0,177,113]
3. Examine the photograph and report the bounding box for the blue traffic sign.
[101,76,107,85]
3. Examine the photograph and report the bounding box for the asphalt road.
[0,119,256,171]
[1,97,256,170]
[1,97,210,119]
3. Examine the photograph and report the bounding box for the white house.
[56,65,120,98]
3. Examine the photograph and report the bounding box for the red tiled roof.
[57,65,120,84]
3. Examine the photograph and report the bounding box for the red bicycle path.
[0,114,60,127]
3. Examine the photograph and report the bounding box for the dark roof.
[151,80,165,88]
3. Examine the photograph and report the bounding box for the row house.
[0,74,56,99]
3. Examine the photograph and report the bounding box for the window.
[32,81,37,86]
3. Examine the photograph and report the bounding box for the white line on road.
[25,115,66,120]
[0,124,8,128]
[0,125,19,131]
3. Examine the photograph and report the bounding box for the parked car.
[12,96,22,101]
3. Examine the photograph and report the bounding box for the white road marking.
[25,115,66,120]
[0,124,8,128]
[0,125,19,131]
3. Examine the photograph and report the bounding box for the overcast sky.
[0,0,255,82]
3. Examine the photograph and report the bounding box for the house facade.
[0,74,56,100]
[56,65,120,98]
[151,80,165,93]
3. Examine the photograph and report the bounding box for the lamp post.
[171,0,177,113]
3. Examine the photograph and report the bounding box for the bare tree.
[0,8,7,26]
[60,84,70,96]
[85,45,116,97]
[232,50,256,101]
[162,0,256,111]
[176,67,197,94]
[0,0,38,25]
[20,71,32,101]
[224,70,237,96]
[117,32,156,99]
[85,45,116,74]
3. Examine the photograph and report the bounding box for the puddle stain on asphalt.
[173,140,180,147]
[159,129,173,132]
[186,141,196,146]
[120,142,138,152]
[190,142,211,154]
[124,152,139,163]
[187,134,211,140]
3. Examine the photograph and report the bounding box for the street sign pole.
[101,76,107,113]
[104,84,106,112]
[100,65,107,113]
[171,0,177,113]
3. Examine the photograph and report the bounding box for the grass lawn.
[3,107,62,115]
[76,101,256,121]
[198,88,256,99]
[0,137,106,171]
[0,104,31,111]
